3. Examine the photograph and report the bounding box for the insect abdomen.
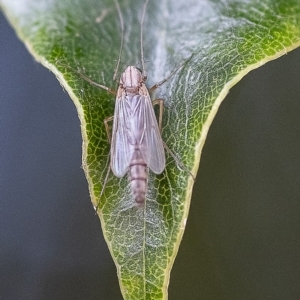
[129,149,148,205]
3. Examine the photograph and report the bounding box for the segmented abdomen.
[129,149,147,205]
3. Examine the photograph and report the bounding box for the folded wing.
[111,93,165,177]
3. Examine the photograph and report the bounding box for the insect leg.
[104,115,114,143]
[152,98,164,132]
[59,63,117,95]
[162,141,196,181]
[148,55,193,93]
[152,97,194,179]
[95,152,111,213]
[75,71,117,95]
[148,66,182,93]
[95,115,114,212]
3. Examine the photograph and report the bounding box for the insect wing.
[110,94,134,177]
[140,94,165,174]
[110,91,165,177]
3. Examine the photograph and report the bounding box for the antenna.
[113,0,125,81]
[140,0,150,81]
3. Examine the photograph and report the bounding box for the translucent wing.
[138,93,165,174]
[110,94,135,177]
[111,91,165,177]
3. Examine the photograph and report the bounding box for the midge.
[110,65,165,204]
[70,0,190,206]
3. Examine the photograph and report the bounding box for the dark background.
[1,12,300,300]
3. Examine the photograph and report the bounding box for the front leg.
[104,115,114,143]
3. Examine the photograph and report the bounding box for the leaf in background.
[1,0,300,299]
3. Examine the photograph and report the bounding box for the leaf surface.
[1,0,300,299]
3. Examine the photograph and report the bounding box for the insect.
[65,0,192,208]
[109,65,165,205]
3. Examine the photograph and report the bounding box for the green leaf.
[1,0,300,299]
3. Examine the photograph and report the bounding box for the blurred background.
[1,11,300,300]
